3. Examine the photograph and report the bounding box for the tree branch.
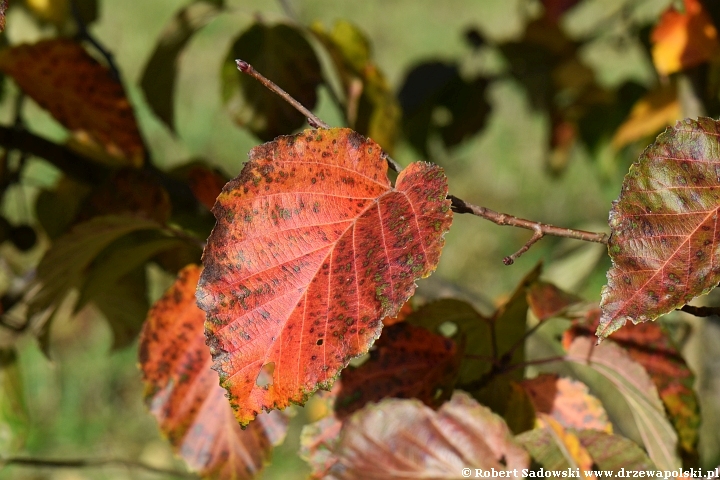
[0,125,107,183]
[679,304,720,317]
[233,59,611,262]
[0,456,197,478]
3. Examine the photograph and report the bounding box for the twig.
[70,0,121,82]
[679,304,720,317]
[236,59,329,129]
[0,456,197,478]
[0,125,106,183]
[234,59,403,173]
[449,195,609,263]
[234,59,610,259]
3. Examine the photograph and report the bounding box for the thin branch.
[234,59,403,173]
[679,304,720,317]
[449,195,609,260]
[236,59,329,129]
[504,225,543,265]
[0,456,197,478]
[70,0,121,81]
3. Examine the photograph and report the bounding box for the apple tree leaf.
[197,128,452,425]
[0,39,145,166]
[301,391,529,479]
[140,265,288,479]
[600,117,720,338]
[222,22,322,141]
[334,322,460,417]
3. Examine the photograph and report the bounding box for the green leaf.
[516,427,656,471]
[140,1,224,132]
[565,337,680,470]
[28,216,183,350]
[35,176,92,240]
[222,22,322,141]
[311,21,400,154]
[0,350,28,454]
[398,61,491,158]
[577,430,656,470]
[93,267,149,350]
[599,117,720,338]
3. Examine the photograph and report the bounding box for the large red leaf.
[600,117,720,338]
[139,265,288,479]
[301,392,529,478]
[197,128,452,425]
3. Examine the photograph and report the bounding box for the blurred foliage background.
[3,0,720,477]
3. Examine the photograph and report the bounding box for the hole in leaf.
[256,362,275,388]
[438,321,458,337]
[316,339,323,346]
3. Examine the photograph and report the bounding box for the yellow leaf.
[612,85,681,150]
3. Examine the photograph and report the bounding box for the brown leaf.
[0,39,145,165]
[527,280,582,321]
[139,265,288,479]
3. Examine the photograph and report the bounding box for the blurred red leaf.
[521,374,612,433]
[652,0,720,75]
[197,128,453,425]
[187,165,228,211]
[600,118,720,338]
[527,280,582,321]
[0,0,7,31]
[301,392,529,478]
[541,0,581,24]
[0,39,145,165]
[564,307,699,462]
[139,265,288,479]
[335,322,460,417]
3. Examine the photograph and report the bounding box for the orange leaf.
[335,322,460,417]
[0,39,145,166]
[139,265,288,479]
[537,415,595,474]
[651,0,720,75]
[612,85,682,150]
[187,165,228,211]
[522,374,612,433]
[197,128,452,425]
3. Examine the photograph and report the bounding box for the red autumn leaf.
[600,118,720,338]
[334,322,460,417]
[527,280,582,321]
[187,165,228,211]
[0,39,145,165]
[139,265,288,479]
[197,128,453,425]
[301,392,529,478]
[651,0,720,75]
[564,307,699,461]
[521,374,612,433]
